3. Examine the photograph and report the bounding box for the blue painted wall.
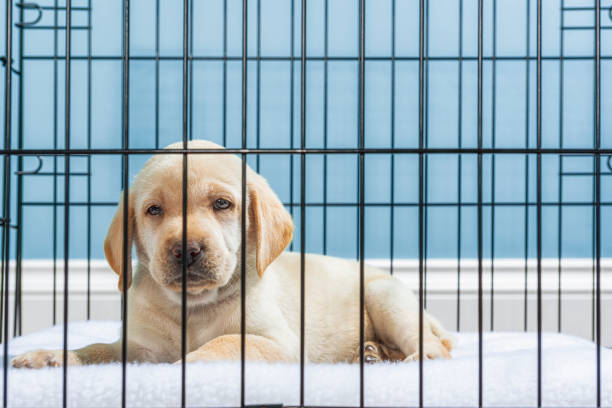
[0,0,611,261]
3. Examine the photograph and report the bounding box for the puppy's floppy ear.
[104,192,135,291]
[249,173,294,277]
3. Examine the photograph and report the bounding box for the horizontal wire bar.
[561,172,612,176]
[19,172,89,176]
[2,148,612,155]
[20,26,90,30]
[20,54,612,61]
[21,201,612,207]
[562,25,612,30]
[39,6,90,11]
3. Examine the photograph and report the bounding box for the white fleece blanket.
[0,321,610,407]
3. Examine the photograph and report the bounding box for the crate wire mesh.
[0,0,610,407]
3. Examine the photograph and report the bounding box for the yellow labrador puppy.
[12,140,454,368]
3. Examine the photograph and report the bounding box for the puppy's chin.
[158,269,234,307]
[163,285,221,307]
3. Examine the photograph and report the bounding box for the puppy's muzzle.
[171,240,204,267]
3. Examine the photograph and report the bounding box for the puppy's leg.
[182,334,291,363]
[12,341,150,368]
[365,277,453,361]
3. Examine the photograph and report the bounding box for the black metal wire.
[299,0,306,405]
[19,199,612,208]
[86,0,93,321]
[52,0,58,327]
[456,0,463,333]
[4,147,612,155]
[155,0,159,149]
[358,0,365,405]
[63,0,72,405]
[594,1,602,406]
[120,0,130,406]
[523,0,531,334]
[240,0,247,406]
[288,0,295,253]
[222,0,227,147]
[2,0,13,405]
[422,0,430,313]
[418,0,425,406]
[322,0,328,256]
[389,0,395,276]
[256,0,261,172]
[13,0,23,338]
[477,0,483,405]
[181,0,190,406]
[188,0,193,143]
[557,0,564,335]
[20,54,612,62]
[536,0,543,405]
[490,0,497,332]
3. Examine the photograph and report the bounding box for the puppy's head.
[103,140,293,302]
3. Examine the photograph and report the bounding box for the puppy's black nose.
[171,241,204,266]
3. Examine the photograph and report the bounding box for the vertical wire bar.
[86,0,92,320]
[490,0,497,332]
[477,0,484,404]
[594,0,601,405]
[63,0,72,405]
[188,0,193,142]
[423,0,429,310]
[2,0,13,405]
[181,0,189,406]
[299,0,306,406]
[13,0,23,338]
[288,0,294,251]
[389,0,395,275]
[120,0,130,407]
[592,159,596,342]
[524,0,531,333]
[52,0,58,326]
[557,0,564,334]
[418,0,425,406]
[223,0,227,146]
[240,0,247,406]
[536,0,543,405]
[322,0,328,255]
[155,0,159,149]
[358,0,366,406]
[456,0,463,332]
[256,0,261,171]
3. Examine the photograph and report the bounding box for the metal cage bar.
[594,1,602,406]
[1,0,13,405]
[0,1,609,407]
[62,1,72,406]
[120,1,130,408]
[418,0,425,406]
[477,0,484,406]
[536,0,543,405]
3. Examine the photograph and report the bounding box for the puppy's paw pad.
[12,350,63,368]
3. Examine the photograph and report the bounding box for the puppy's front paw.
[12,350,80,368]
[404,337,451,362]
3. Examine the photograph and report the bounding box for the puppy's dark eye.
[147,205,162,216]
[213,198,231,210]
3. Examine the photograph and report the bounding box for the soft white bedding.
[0,321,610,407]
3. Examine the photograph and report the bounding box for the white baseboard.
[6,257,612,293]
[3,258,611,346]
